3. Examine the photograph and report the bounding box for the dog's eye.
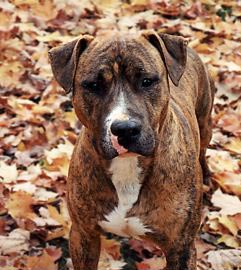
[81,81,98,92]
[141,76,160,88]
[141,78,154,88]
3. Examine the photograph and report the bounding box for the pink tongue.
[111,135,128,155]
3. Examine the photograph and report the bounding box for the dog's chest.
[99,157,150,238]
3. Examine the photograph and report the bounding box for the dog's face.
[49,31,187,159]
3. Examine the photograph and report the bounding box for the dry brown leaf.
[101,236,121,260]
[6,191,36,219]
[45,247,62,262]
[217,111,241,137]
[213,171,241,196]
[26,250,58,270]
[213,172,241,196]
[195,238,215,260]
[137,257,166,270]
[231,213,241,230]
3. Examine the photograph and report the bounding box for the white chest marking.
[99,157,151,238]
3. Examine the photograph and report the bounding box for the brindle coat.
[49,30,214,270]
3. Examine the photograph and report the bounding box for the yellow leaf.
[101,236,121,260]
[94,0,122,9]
[224,138,241,154]
[26,250,58,270]
[195,43,215,54]
[0,11,13,28]
[32,104,54,114]
[48,205,70,238]
[0,62,24,88]
[200,0,216,5]
[46,228,65,241]
[63,111,78,129]
[217,234,239,248]
[131,0,150,5]
[6,191,36,219]
[218,215,238,236]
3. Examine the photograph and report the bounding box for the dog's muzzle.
[110,119,142,153]
[99,118,155,160]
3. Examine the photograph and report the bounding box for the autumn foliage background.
[0,0,241,269]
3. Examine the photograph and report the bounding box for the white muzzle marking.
[106,92,129,155]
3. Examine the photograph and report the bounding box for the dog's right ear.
[48,35,94,94]
[142,30,187,87]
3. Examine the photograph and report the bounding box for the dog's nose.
[110,120,142,139]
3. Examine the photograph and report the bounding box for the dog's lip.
[111,134,128,155]
[118,152,139,158]
[110,135,140,158]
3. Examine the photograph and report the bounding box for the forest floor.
[0,0,241,269]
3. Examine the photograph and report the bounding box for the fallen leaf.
[13,182,37,194]
[211,189,241,216]
[206,149,239,172]
[0,228,29,255]
[6,191,36,219]
[0,161,18,183]
[217,234,239,248]
[207,249,241,270]
[99,250,126,270]
[213,172,241,196]
[101,236,121,260]
[26,249,58,270]
[137,257,166,270]
[217,111,241,137]
[224,137,241,154]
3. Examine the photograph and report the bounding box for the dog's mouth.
[98,123,155,160]
[111,134,128,155]
[99,129,155,160]
[110,134,140,158]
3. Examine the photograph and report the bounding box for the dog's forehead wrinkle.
[85,40,159,77]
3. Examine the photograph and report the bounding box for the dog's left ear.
[142,30,187,86]
[48,35,94,93]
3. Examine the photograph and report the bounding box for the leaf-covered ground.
[0,0,241,269]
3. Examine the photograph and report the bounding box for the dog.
[49,30,214,270]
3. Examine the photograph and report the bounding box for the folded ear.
[142,30,187,86]
[48,35,94,93]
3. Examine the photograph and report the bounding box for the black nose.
[111,120,142,139]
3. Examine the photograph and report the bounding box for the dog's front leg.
[69,225,100,270]
[165,241,196,270]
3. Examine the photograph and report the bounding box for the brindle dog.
[49,30,214,270]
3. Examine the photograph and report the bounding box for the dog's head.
[49,31,187,160]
